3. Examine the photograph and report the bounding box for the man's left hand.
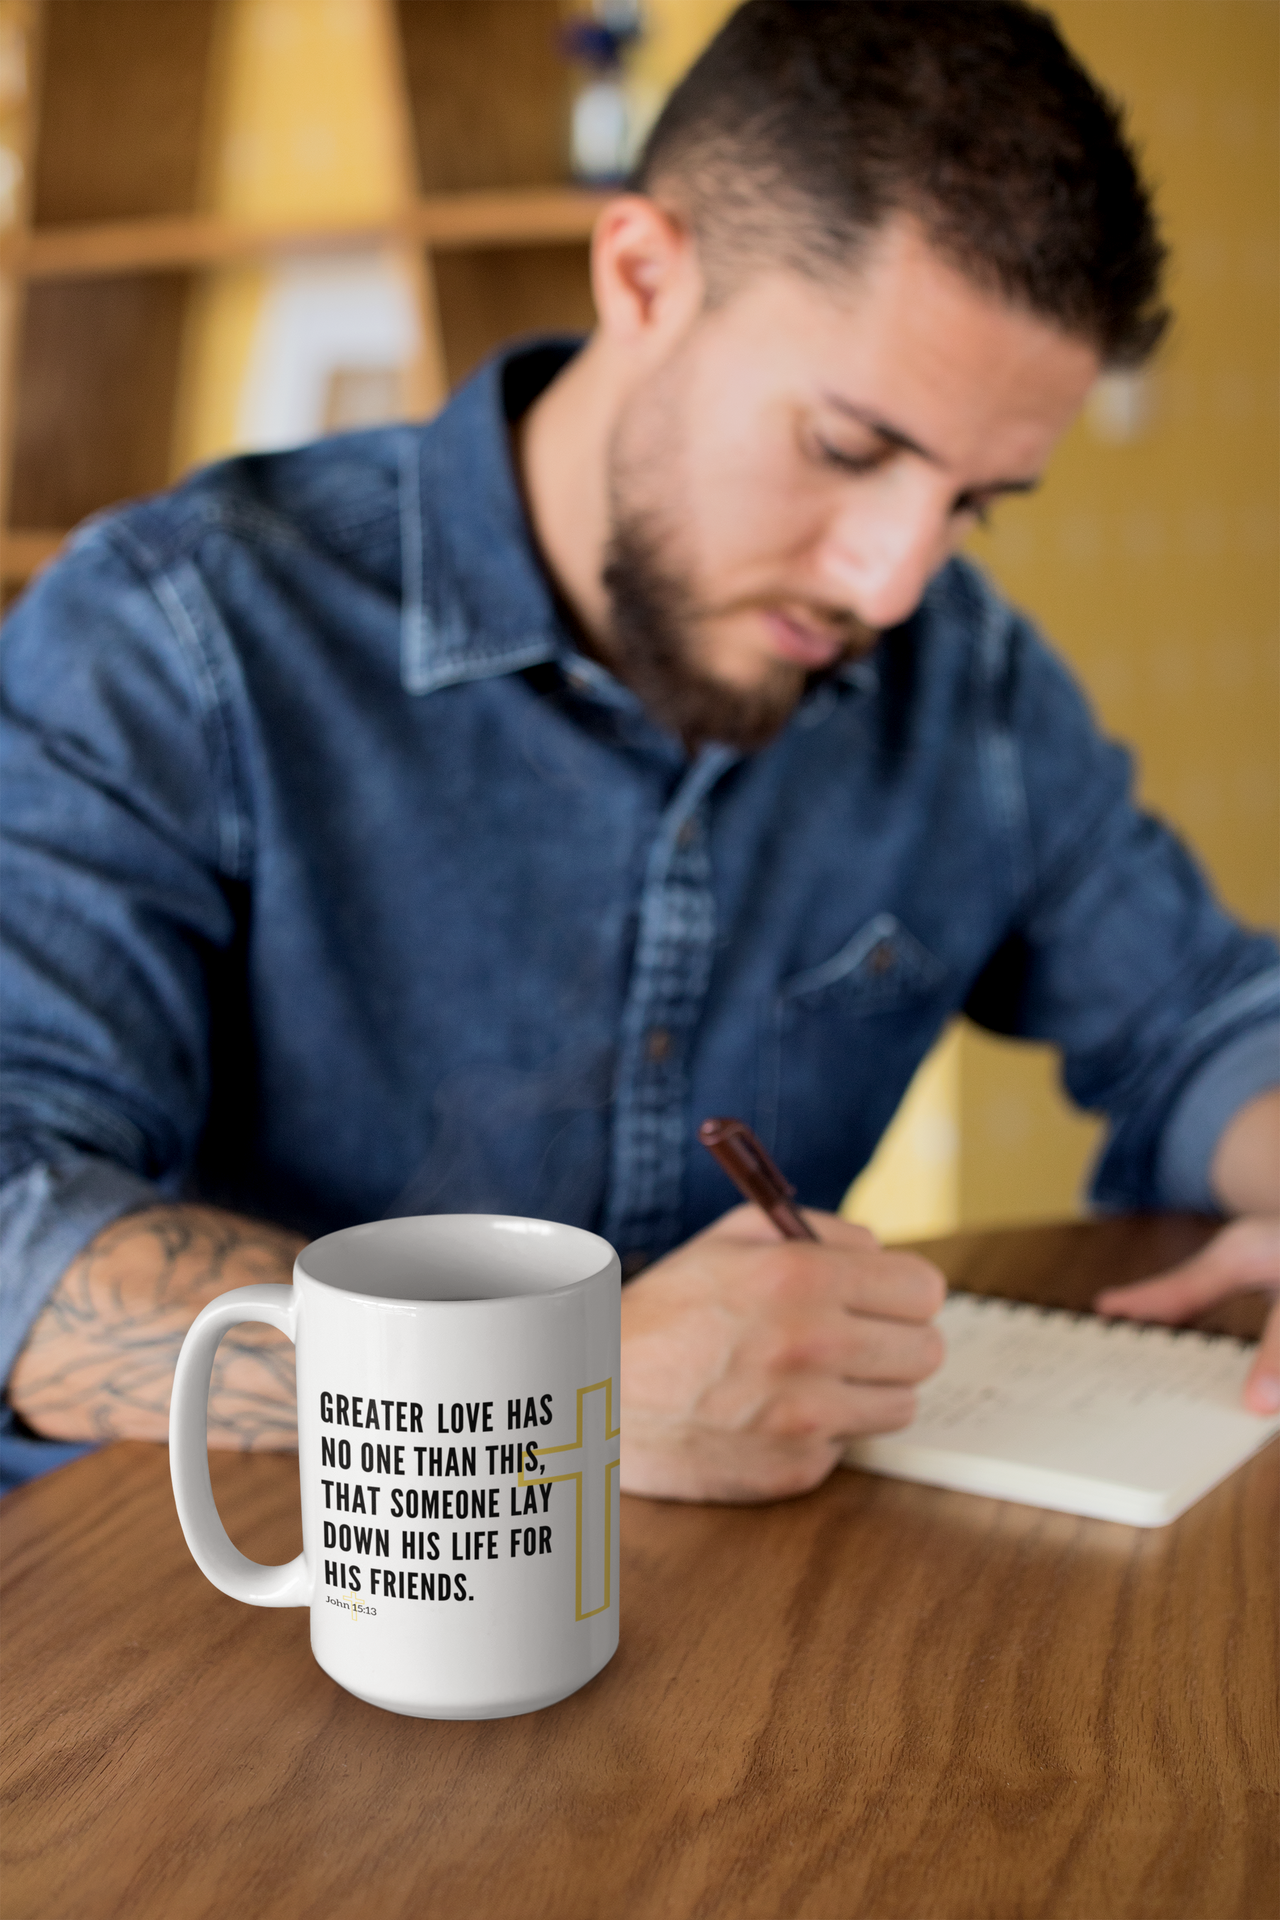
[1095,1215,1280,1415]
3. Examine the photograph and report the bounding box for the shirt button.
[645,1027,672,1063]
[868,941,895,976]
[676,820,697,848]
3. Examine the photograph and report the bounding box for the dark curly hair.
[631,0,1168,366]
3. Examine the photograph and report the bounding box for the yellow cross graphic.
[520,1378,620,1621]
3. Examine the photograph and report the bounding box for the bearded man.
[2,0,1276,1499]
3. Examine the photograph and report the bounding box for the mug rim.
[294,1212,619,1309]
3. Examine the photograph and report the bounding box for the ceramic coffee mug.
[169,1214,621,1719]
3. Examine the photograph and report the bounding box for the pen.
[697,1116,820,1242]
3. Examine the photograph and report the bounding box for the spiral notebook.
[842,1291,1280,1527]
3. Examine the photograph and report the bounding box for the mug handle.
[169,1282,313,1608]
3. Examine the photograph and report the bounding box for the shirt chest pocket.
[778,912,945,1014]
[758,912,949,1182]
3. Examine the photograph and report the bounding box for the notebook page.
[843,1292,1280,1526]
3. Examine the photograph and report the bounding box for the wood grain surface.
[2,1218,1276,1920]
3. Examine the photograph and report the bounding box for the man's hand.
[8,1205,305,1449]
[1095,1089,1280,1415]
[1095,1215,1280,1415]
[620,1204,946,1504]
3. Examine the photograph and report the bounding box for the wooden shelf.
[0,188,607,282]
[0,0,609,593]
[411,186,606,249]
[0,529,66,584]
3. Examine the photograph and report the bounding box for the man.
[2,1,1276,1501]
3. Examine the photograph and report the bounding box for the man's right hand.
[619,1205,947,1504]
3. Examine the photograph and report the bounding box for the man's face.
[601,219,1100,750]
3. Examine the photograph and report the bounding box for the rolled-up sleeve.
[1150,998,1280,1210]
[0,1152,162,1493]
[0,1153,160,1388]
[961,586,1280,1214]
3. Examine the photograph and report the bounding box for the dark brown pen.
[697,1116,819,1241]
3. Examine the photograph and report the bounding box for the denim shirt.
[2,339,1277,1492]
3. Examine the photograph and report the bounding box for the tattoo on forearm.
[7,1206,305,1450]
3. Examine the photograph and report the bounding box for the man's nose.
[815,484,951,632]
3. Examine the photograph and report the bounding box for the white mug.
[169,1214,621,1719]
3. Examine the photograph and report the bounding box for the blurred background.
[1,0,1276,1240]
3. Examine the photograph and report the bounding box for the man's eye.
[954,494,993,527]
[814,438,885,476]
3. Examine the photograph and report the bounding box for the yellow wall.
[175,0,1277,1240]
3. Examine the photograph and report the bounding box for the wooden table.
[3,1217,1276,1920]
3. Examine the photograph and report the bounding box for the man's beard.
[600,508,874,756]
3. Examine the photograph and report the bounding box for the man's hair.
[631,0,1168,366]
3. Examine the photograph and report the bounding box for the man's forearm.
[7,1205,305,1449]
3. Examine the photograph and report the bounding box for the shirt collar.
[400,338,581,696]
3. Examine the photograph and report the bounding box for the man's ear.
[590,194,705,349]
